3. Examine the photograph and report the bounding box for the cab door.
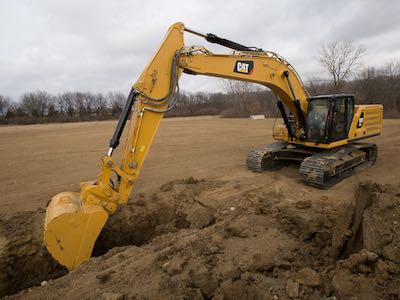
[329,96,354,141]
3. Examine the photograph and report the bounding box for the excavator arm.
[44,23,185,270]
[45,22,378,270]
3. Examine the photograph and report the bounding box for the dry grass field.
[1,118,399,212]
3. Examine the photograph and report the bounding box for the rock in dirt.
[375,259,389,281]
[183,203,215,229]
[339,249,378,270]
[286,278,299,298]
[294,268,321,287]
[295,200,312,209]
[332,269,378,300]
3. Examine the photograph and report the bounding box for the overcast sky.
[1,0,400,100]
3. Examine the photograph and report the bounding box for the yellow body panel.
[348,104,383,140]
[273,124,289,141]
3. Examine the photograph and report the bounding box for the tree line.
[1,40,400,125]
[307,60,400,117]
[0,86,284,125]
[0,91,126,124]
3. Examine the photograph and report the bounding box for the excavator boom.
[44,22,185,270]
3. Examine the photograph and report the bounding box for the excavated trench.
[1,179,400,299]
[0,209,67,297]
[0,178,218,297]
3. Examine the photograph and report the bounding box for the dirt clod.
[295,200,312,209]
[375,259,389,281]
[286,278,300,298]
[294,268,321,287]
[96,270,115,284]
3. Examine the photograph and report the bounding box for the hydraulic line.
[108,89,138,156]
[283,70,306,129]
[137,52,181,105]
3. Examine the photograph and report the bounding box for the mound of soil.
[0,209,67,296]
[1,178,400,299]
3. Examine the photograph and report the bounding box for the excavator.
[44,23,383,271]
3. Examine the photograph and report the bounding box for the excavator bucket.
[44,192,108,270]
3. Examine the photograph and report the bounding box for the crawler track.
[299,143,377,188]
[246,141,289,172]
[247,142,377,188]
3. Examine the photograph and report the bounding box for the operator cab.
[305,95,354,143]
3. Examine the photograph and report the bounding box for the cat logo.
[234,60,254,75]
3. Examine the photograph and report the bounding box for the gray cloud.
[1,0,399,100]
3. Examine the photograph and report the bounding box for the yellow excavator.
[44,23,383,271]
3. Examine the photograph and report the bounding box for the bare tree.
[355,67,383,104]
[73,92,95,116]
[21,91,53,117]
[221,80,259,95]
[73,92,85,116]
[173,91,191,115]
[93,93,108,116]
[220,80,260,115]
[57,92,75,116]
[306,77,333,96]
[47,101,57,117]
[108,92,126,116]
[0,95,11,117]
[317,40,366,90]
[4,102,19,118]
[383,61,400,112]
[177,91,208,115]
[83,92,95,115]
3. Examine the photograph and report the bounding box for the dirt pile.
[0,177,223,297]
[0,209,67,296]
[2,178,400,299]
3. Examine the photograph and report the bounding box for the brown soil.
[0,209,67,296]
[0,118,400,299]
[1,178,400,299]
[1,118,399,213]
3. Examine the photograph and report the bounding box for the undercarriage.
[246,141,377,188]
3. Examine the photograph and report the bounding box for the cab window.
[330,97,354,141]
[305,98,331,143]
[331,98,347,141]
